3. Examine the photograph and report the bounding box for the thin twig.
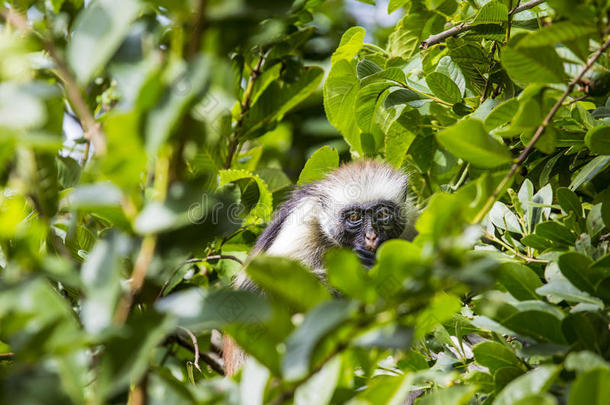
[481,42,498,102]
[473,35,610,224]
[114,236,157,324]
[420,23,471,50]
[482,230,549,264]
[169,334,225,375]
[186,254,244,265]
[178,327,201,372]
[224,52,266,169]
[510,0,544,14]
[156,254,243,300]
[564,94,588,105]
[505,0,520,44]
[0,352,14,360]
[0,6,106,155]
[420,0,545,49]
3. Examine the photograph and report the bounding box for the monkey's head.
[313,160,415,267]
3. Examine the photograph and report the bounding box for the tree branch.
[473,35,610,224]
[114,235,157,324]
[0,6,106,155]
[0,352,14,360]
[185,254,244,265]
[168,334,225,376]
[178,326,201,372]
[224,52,266,169]
[420,0,545,49]
[187,0,207,59]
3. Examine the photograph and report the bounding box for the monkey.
[223,159,419,376]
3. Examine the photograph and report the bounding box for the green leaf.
[535,221,577,245]
[512,394,558,405]
[353,324,412,350]
[146,55,212,156]
[326,249,376,303]
[562,312,606,352]
[565,351,610,373]
[219,169,273,224]
[484,99,519,131]
[388,0,410,13]
[348,374,414,405]
[489,201,523,233]
[415,293,461,340]
[0,83,48,130]
[331,26,366,64]
[80,235,123,335]
[568,368,610,405]
[297,146,339,186]
[585,125,610,155]
[68,182,123,208]
[282,300,357,381]
[501,302,567,344]
[67,0,143,85]
[357,59,383,79]
[513,98,543,128]
[521,234,552,251]
[155,288,271,330]
[324,60,362,153]
[496,262,543,301]
[102,112,146,191]
[240,359,271,405]
[557,187,582,217]
[370,239,421,295]
[447,38,488,94]
[384,109,417,167]
[517,21,597,48]
[501,45,566,84]
[570,156,610,190]
[425,72,462,104]
[435,118,512,168]
[536,280,604,307]
[246,256,331,312]
[244,66,324,138]
[586,203,605,237]
[250,63,282,106]
[356,82,392,133]
[388,12,442,59]
[436,55,466,94]
[97,312,175,399]
[473,341,522,373]
[416,385,476,405]
[494,365,560,405]
[473,1,508,25]
[558,252,605,296]
[362,68,407,86]
[294,356,342,405]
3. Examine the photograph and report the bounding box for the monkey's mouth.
[353,247,376,268]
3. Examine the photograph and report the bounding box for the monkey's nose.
[364,231,378,251]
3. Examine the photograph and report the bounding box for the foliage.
[1,0,610,404]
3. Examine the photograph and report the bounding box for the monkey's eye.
[375,207,393,224]
[346,210,362,226]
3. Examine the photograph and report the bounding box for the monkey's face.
[337,201,406,267]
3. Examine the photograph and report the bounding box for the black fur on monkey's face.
[336,200,406,267]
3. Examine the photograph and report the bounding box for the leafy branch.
[0,6,106,156]
[419,0,544,49]
[473,34,610,223]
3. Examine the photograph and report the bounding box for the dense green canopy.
[1,0,610,404]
